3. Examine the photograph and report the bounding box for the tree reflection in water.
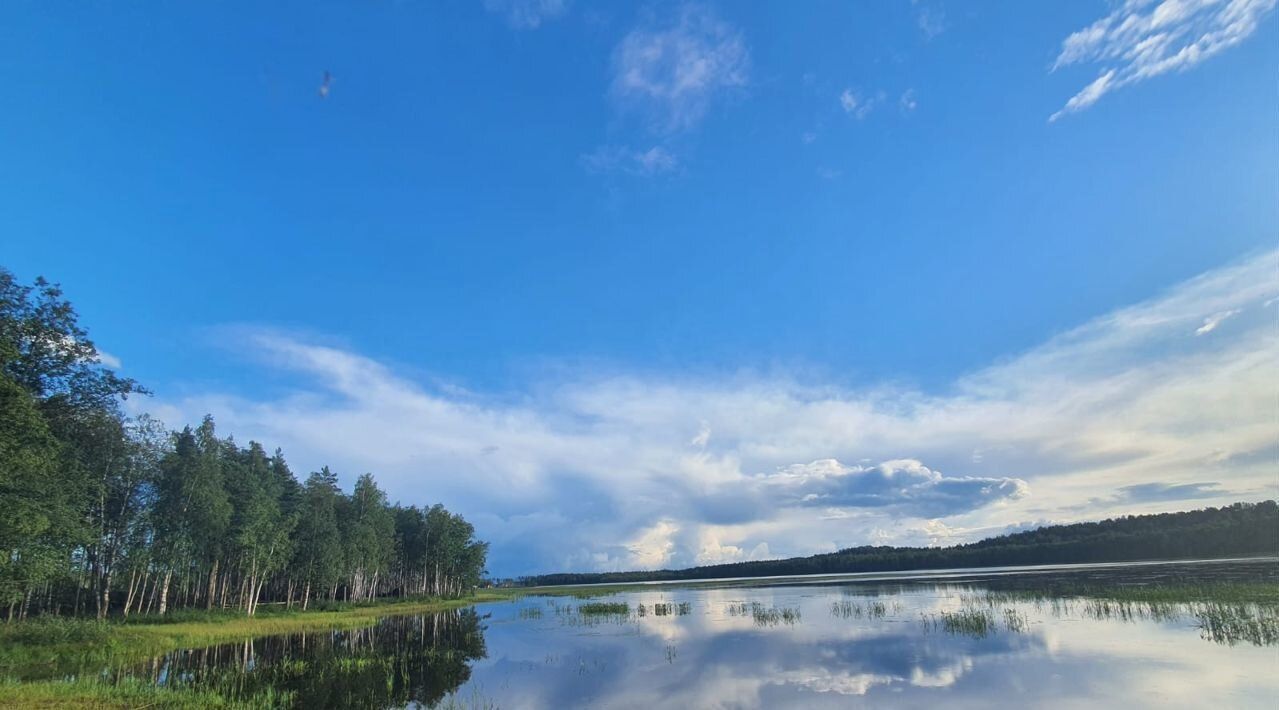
[117,608,487,708]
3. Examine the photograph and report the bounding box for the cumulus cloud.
[580,144,679,176]
[611,5,749,133]
[1050,0,1277,120]
[145,251,1279,576]
[483,0,568,30]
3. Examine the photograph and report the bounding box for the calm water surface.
[66,559,1279,708]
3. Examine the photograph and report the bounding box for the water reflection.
[125,607,487,708]
[38,559,1279,708]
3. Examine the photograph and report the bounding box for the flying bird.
[318,71,331,99]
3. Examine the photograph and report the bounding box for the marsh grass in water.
[576,602,629,616]
[935,609,996,638]
[651,602,690,617]
[935,583,1279,646]
[753,606,802,627]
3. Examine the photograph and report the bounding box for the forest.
[523,500,1279,586]
[0,269,488,621]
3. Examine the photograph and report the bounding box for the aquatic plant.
[1195,603,1279,646]
[651,602,690,617]
[831,600,862,618]
[1002,608,1030,633]
[751,605,801,627]
[577,602,629,616]
[939,609,995,637]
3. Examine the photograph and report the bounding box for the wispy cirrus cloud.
[610,4,749,134]
[483,0,568,30]
[1050,0,1277,121]
[1195,308,1240,335]
[580,144,679,176]
[915,4,947,40]
[145,251,1279,576]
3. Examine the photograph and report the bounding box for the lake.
[47,558,1279,708]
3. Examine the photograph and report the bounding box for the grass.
[0,592,510,677]
[938,609,995,637]
[0,677,292,709]
[0,594,508,708]
[650,602,690,616]
[752,605,801,627]
[936,582,1279,645]
[575,602,629,616]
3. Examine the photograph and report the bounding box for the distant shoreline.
[516,555,1279,592]
[514,502,1279,588]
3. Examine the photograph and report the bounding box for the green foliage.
[0,267,488,622]
[0,676,288,709]
[577,601,629,615]
[0,377,69,608]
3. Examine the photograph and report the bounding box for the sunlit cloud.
[145,251,1279,576]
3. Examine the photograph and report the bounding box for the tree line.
[523,501,1279,586]
[0,268,488,620]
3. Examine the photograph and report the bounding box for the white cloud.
[611,5,749,133]
[483,0,568,30]
[899,89,918,113]
[1194,308,1240,335]
[840,88,882,119]
[581,144,679,176]
[1050,0,1277,120]
[758,458,1029,517]
[916,6,946,40]
[690,421,712,448]
[146,251,1279,576]
[97,349,123,369]
[840,89,859,113]
[1049,70,1116,122]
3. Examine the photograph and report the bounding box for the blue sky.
[4,1,1277,576]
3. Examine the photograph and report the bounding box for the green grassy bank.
[0,592,517,708]
[1,593,514,670]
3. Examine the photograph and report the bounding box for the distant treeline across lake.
[521,501,1278,586]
